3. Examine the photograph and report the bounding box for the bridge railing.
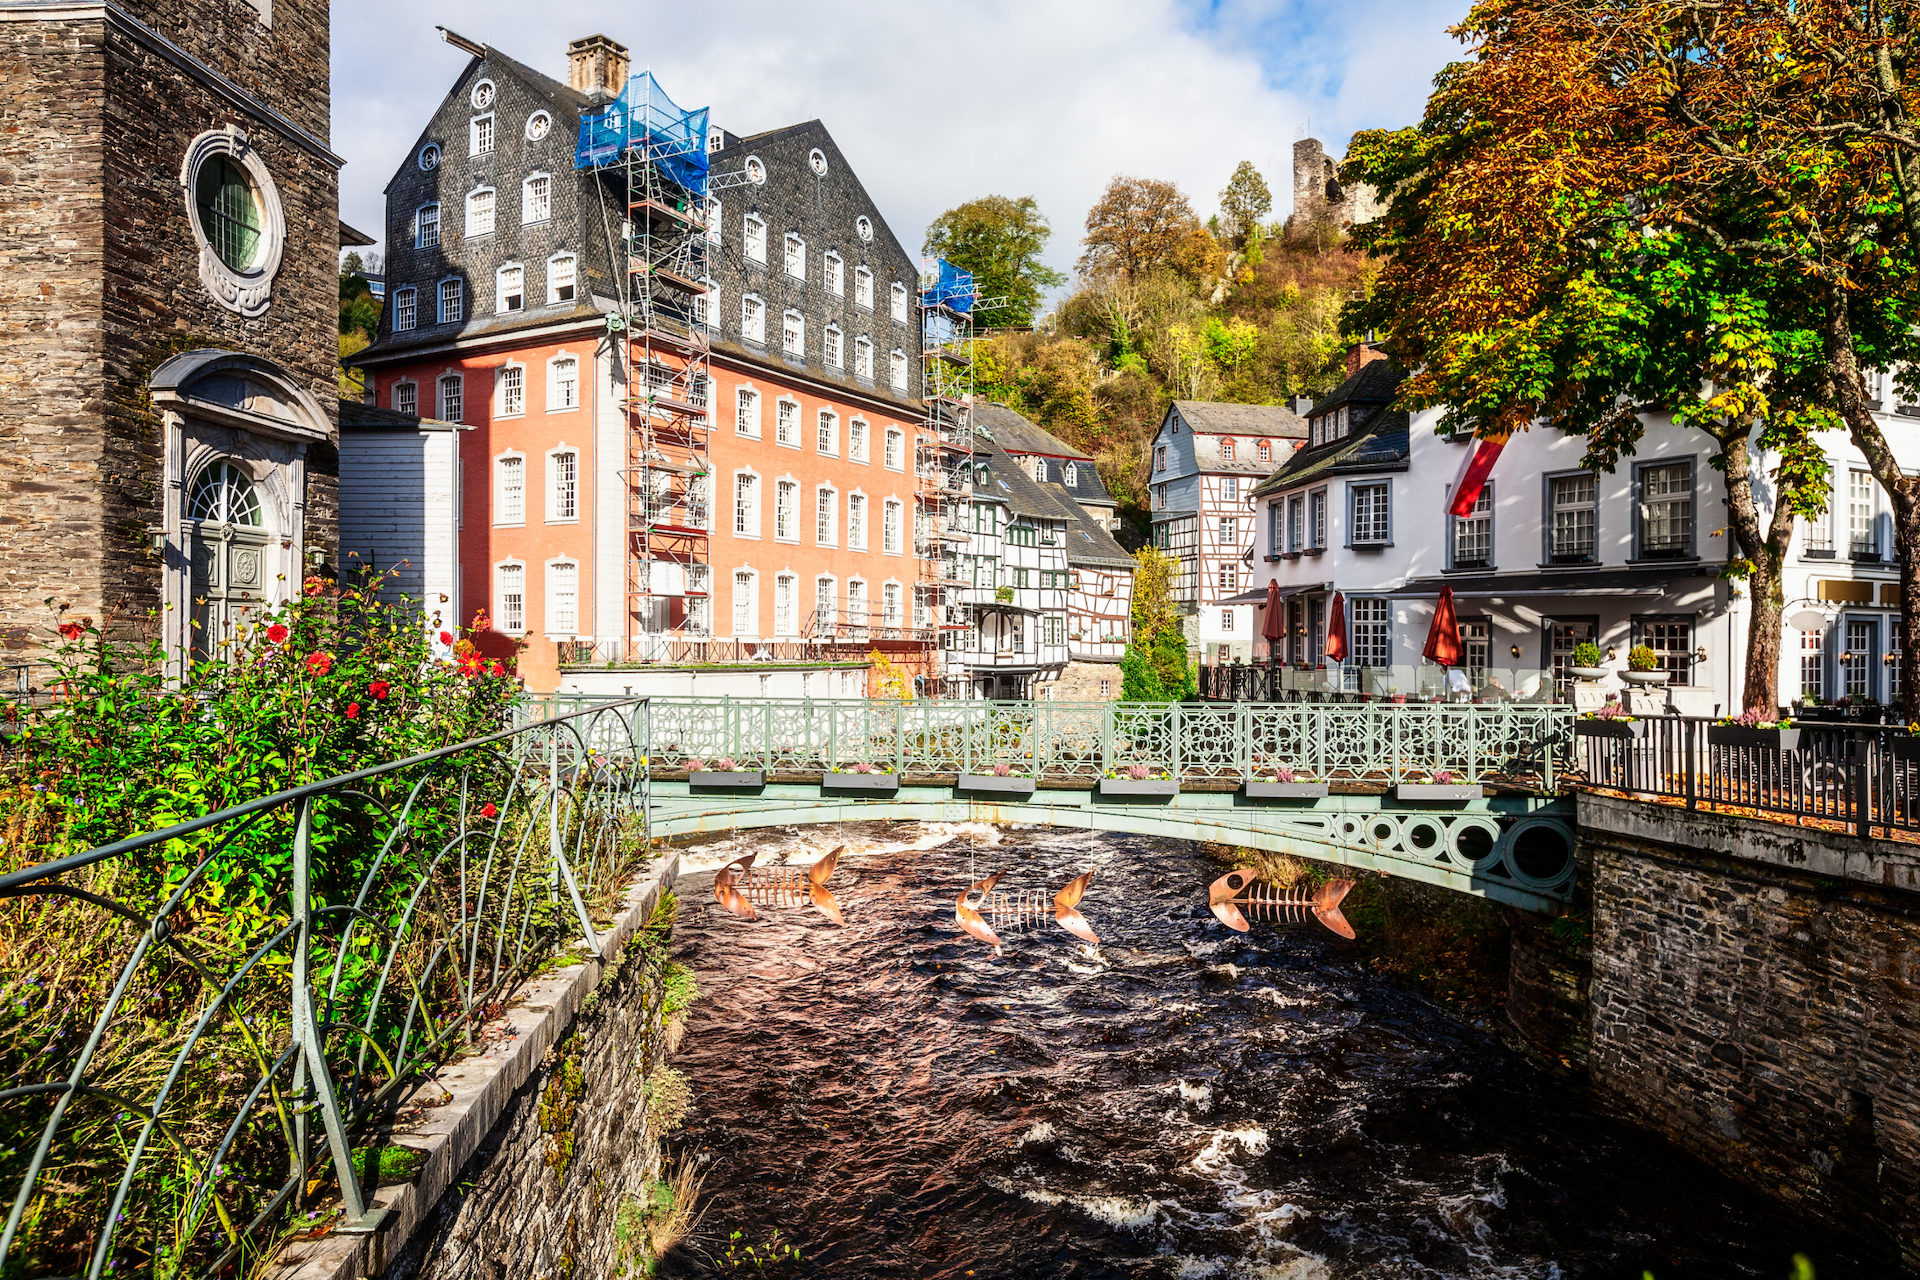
[1573,715,1920,838]
[530,697,1571,785]
[0,698,653,1279]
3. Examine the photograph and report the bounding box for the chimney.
[1345,342,1387,379]
[1290,395,1313,416]
[567,34,630,102]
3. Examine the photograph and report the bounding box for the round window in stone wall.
[471,79,496,110]
[181,127,285,318]
[744,156,766,185]
[856,215,874,242]
[808,147,828,176]
[418,143,441,171]
[526,110,552,142]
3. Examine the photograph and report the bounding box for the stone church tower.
[0,0,346,664]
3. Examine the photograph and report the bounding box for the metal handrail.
[0,697,654,1278]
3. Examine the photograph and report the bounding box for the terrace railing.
[0,698,653,1279]
[1573,715,1920,838]
[538,697,1571,786]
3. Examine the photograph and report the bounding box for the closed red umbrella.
[1423,586,1463,666]
[1324,592,1347,663]
[1260,580,1284,645]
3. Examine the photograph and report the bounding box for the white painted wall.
[557,663,868,699]
[338,423,460,627]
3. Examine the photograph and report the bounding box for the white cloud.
[331,0,1469,281]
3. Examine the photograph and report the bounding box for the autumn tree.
[1218,161,1272,248]
[1121,545,1194,700]
[1079,177,1203,281]
[922,195,1066,330]
[1340,0,1920,712]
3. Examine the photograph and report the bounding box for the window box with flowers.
[824,762,899,791]
[959,762,1035,795]
[1576,700,1645,739]
[1707,707,1800,752]
[1394,771,1480,801]
[686,757,765,788]
[1244,766,1328,799]
[1099,763,1178,797]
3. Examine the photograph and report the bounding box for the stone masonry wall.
[1585,804,1920,1267]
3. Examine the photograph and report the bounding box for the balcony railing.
[1201,662,1563,703]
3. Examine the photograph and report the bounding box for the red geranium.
[305,651,333,676]
[266,623,289,644]
[57,622,83,641]
[490,661,505,677]
[478,803,498,819]
[368,680,390,700]
[344,702,360,720]
[439,631,453,646]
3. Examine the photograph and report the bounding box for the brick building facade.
[0,0,346,662]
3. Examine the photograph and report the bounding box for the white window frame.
[545,559,579,637]
[1351,597,1392,668]
[815,485,837,545]
[889,348,909,391]
[438,372,464,423]
[782,308,805,357]
[854,265,873,309]
[854,336,874,380]
[496,362,525,417]
[693,276,717,328]
[495,560,526,635]
[890,281,909,322]
[824,322,843,369]
[824,251,844,296]
[784,231,806,279]
[414,203,440,249]
[849,417,870,463]
[815,575,837,628]
[846,577,868,626]
[775,396,800,448]
[741,293,766,344]
[493,451,525,526]
[774,572,797,636]
[731,568,758,637]
[547,353,579,412]
[884,426,904,471]
[706,197,722,246]
[495,262,524,313]
[437,277,464,325]
[547,253,577,304]
[732,468,761,538]
[883,498,903,555]
[848,490,868,550]
[469,113,494,157]
[466,186,496,238]
[735,386,761,438]
[774,477,799,543]
[743,214,766,263]
[1348,481,1392,547]
[393,286,418,331]
[816,408,839,456]
[393,379,417,415]
[521,173,552,225]
[547,447,578,523]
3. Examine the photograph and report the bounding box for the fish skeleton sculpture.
[714,847,846,926]
[956,870,1099,954]
[1208,870,1355,939]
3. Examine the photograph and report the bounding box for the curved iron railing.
[533,697,1570,785]
[0,698,652,1279]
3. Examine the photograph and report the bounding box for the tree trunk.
[1743,565,1786,715]
[1821,284,1920,717]
[1716,426,1797,714]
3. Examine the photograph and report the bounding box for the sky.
[331,0,1472,286]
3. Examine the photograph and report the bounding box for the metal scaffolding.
[917,257,985,697]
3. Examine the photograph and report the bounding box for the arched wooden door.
[185,461,272,663]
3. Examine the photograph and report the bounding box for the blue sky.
[331,0,1471,282]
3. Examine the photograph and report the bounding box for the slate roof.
[1170,401,1308,439]
[483,45,592,115]
[339,402,456,430]
[975,403,1114,507]
[972,434,1133,569]
[1306,358,1403,421]
[1252,408,1410,496]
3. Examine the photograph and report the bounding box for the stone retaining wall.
[1581,794,1919,1267]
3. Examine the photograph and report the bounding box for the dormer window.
[1222,438,1235,461]
[1258,440,1272,463]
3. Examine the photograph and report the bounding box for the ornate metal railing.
[0,699,652,1279]
[533,697,1571,785]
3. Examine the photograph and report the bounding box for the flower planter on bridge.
[1099,777,1179,798]
[689,770,766,788]
[823,772,899,792]
[1394,783,1481,802]
[1244,780,1330,799]
[959,774,1037,796]
[1576,719,1647,740]
[1706,725,1802,752]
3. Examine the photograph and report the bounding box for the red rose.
[57,622,83,641]
[266,624,289,644]
[305,651,333,676]
[303,577,326,597]
[368,680,390,700]
[479,803,498,819]
[490,662,505,677]
[344,702,360,720]
[439,631,453,645]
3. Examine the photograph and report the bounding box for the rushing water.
[662,822,1869,1280]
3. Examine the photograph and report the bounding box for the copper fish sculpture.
[714,847,846,926]
[1208,870,1355,939]
[956,870,1099,954]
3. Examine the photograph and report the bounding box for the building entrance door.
[185,462,271,662]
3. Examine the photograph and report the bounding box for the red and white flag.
[1447,436,1506,519]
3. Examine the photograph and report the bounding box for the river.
[661,821,1869,1279]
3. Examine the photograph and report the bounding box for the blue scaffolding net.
[574,71,709,194]
[923,259,974,313]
